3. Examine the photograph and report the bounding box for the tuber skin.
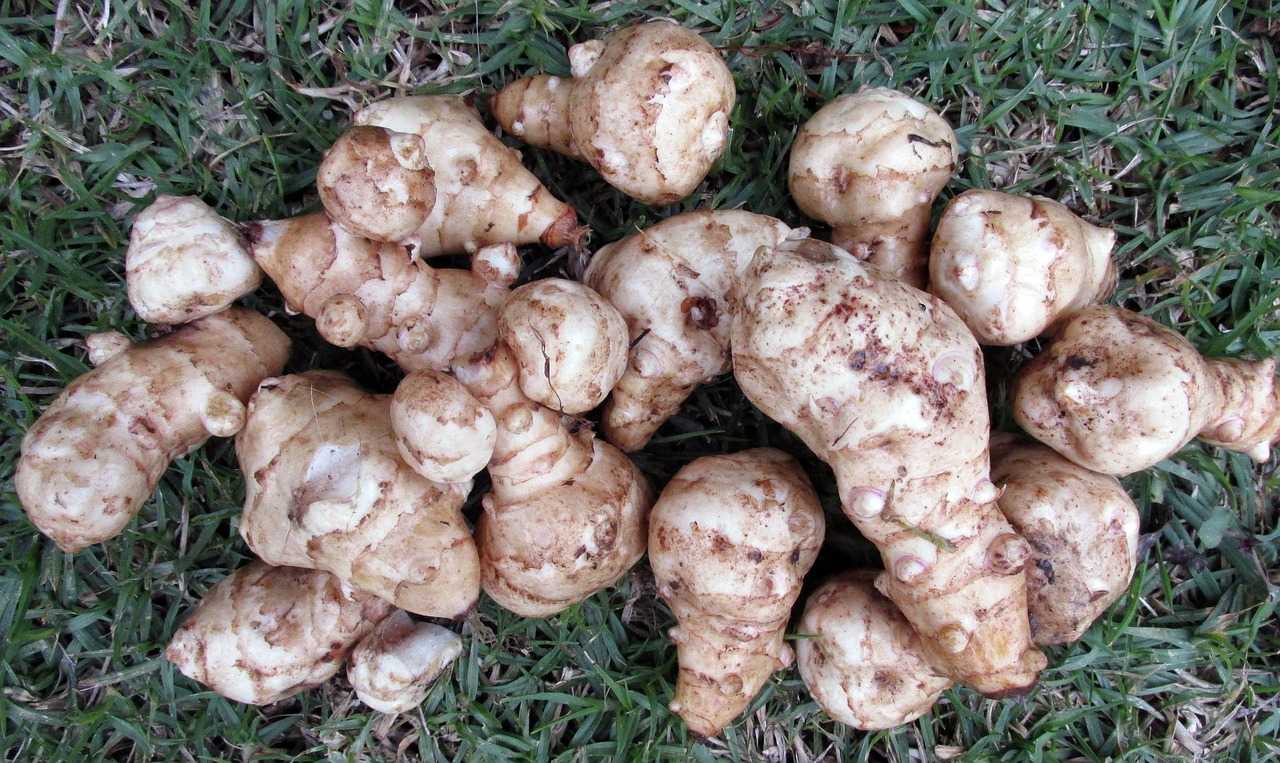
[582,210,805,451]
[796,571,952,731]
[492,20,735,205]
[731,237,1046,696]
[455,345,652,617]
[498,278,629,414]
[237,371,480,619]
[354,96,581,255]
[317,125,437,243]
[990,434,1140,646]
[929,190,1118,345]
[391,370,496,484]
[788,88,958,288]
[126,196,264,324]
[247,213,515,372]
[1013,305,1280,474]
[166,561,393,705]
[16,307,290,552]
[648,449,824,737]
[347,611,463,714]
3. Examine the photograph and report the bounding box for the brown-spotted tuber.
[492,21,735,205]
[317,125,437,243]
[391,370,496,484]
[731,237,1046,696]
[929,190,1118,345]
[347,611,463,714]
[648,449,824,737]
[16,307,289,551]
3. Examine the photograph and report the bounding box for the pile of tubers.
[16,17,1277,738]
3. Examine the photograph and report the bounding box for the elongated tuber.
[492,21,735,205]
[455,345,651,617]
[929,190,1117,345]
[648,449,824,737]
[348,611,463,714]
[731,238,1046,696]
[354,96,581,255]
[126,196,264,324]
[16,307,289,551]
[166,561,392,705]
[317,125,436,243]
[391,370,496,484]
[796,571,952,730]
[237,371,480,618]
[583,209,803,451]
[1014,305,1280,474]
[990,435,1140,645]
[789,88,958,287]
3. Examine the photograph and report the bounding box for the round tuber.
[391,370,496,484]
[317,125,437,243]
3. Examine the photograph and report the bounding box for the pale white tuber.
[317,125,436,243]
[347,611,463,714]
[391,370,496,484]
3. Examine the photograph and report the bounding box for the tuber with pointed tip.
[797,571,952,730]
[990,434,1140,645]
[348,611,463,714]
[929,190,1118,345]
[1014,305,1280,473]
[237,371,480,618]
[731,237,1046,696]
[492,21,735,205]
[16,307,289,551]
[166,561,393,705]
[317,125,437,243]
[583,209,804,451]
[648,449,824,737]
[788,88,958,287]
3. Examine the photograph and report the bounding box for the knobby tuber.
[990,435,1140,645]
[731,238,1046,696]
[492,21,735,205]
[166,561,393,705]
[648,449,824,737]
[391,370,496,484]
[789,88,958,287]
[796,572,952,730]
[929,190,1117,345]
[1014,305,1280,474]
[126,196,264,325]
[237,371,480,618]
[347,611,463,714]
[316,125,437,243]
[583,210,804,451]
[16,307,289,551]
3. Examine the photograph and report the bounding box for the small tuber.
[347,611,463,714]
[390,369,496,484]
[316,125,437,243]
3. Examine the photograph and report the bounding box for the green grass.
[2,0,1278,760]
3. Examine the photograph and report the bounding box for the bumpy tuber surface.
[391,370,496,484]
[348,611,463,714]
[929,190,1117,345]
[583,210,804,451]
[317,125,436,243]
[354,96,580,255]
[455,345,652,617]
[498,278,629,414]
[237,371,480,618]
[731,238,1046,696]
[788,88,958,287]
[1014,305,1280,473]
[990,435,1140,645]
[492,21,735,205]
[166,561,393,705]
[247,213,514,371]
[796,571,952,730]
[126,196,264,324]
[648,449,824,737]
[16,308,289,552]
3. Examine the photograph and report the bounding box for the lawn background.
[1,1,1279,760]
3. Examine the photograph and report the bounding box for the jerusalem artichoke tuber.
[1013,305,1280,474]
[391,369,496,484]
[347,611,462,714]
[648,449,824,737]
[316,125,437,243]
[492,20,735,205]
[16,307,289,551]
[237,371,480,619]
[928,190,1117,345]
[582,209,804,451]
[990,434,1140,645]
[731,237,1046,696]
[788,88,958,287]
